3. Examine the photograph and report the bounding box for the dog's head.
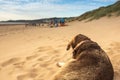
[72,40,101,59]
[66,34,91,50]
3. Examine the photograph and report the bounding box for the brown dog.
[52,34,114,80]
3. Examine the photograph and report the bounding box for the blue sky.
[0,0,117,21]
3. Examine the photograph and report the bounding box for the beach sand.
[0,17,120,80]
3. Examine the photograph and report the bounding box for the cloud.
[0,0,117,21]
[92,0,117,2]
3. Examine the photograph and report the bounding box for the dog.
[52,34,114,80]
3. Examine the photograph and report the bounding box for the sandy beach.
[0,17,120,80]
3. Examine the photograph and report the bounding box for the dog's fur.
[52,34,114,80]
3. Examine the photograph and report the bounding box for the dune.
[0,16,120,80]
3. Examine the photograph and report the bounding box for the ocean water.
[0,22,26,25]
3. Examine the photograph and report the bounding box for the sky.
[0,0,118,21]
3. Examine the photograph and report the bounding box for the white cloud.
[93,0,117,2]
[0,0,117,21]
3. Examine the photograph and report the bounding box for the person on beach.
[60,18,65,26]
[54,19,58,27]
[50,20,54,28]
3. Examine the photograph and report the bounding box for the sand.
[0,16,120,80]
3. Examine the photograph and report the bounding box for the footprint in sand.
[26,54,39,60]
[17,68,39,80]
[1,57,21,67]
[37,57,44,61]
[17,73,37,80]
[45,49,62,58]
[13,61,26,69]
[37,46,53,52]
[31,61,49,68]
[37,55,50,62]
[40,63,49,67]
[32,63,40,68]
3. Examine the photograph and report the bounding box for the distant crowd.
[50,18,65,28]
[25,18,66,28]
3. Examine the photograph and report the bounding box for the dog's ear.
[66,43,71,50]
[66,40,77,51]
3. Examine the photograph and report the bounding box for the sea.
[0,22,26,25]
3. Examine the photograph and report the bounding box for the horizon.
[0,0,118,21]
